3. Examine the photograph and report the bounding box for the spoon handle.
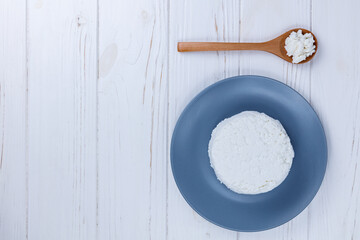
[178,42,271,52]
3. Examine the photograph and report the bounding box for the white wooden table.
[1,0,359,239]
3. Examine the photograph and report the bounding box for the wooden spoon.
[177,28,317,64]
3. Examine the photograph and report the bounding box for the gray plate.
[171,75,327,232]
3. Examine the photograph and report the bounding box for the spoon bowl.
[276,28,318,64]
[178,28,318,64]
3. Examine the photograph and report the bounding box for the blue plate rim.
[170,75,328,232]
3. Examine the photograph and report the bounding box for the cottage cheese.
[208,111,294,194]
[285,30,316,64]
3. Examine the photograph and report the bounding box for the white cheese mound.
[285,30,316,64]
[208,111,294,194]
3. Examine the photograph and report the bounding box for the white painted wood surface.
[0,0,359,239]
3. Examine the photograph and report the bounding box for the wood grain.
[309,0,360,239]
[97,0,168,239]
[0,0,27,239]
[27,0,97,239]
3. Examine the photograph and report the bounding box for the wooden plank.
[309,0,360,239]
[97,0,168,239]
[27,0,97,239]
[0,0,27,239]
[168,0,241,239]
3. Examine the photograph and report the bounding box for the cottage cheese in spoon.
[285,30,316,63]
[208,111,294,194]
